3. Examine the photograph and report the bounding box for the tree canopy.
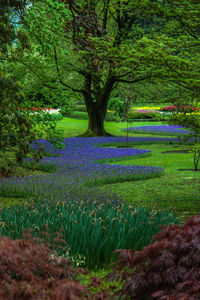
[3,0,200,136]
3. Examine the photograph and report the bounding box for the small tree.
[116,82,134,147]
[169,112,200,171]
[169,113,200,143]
[191,144,200,171]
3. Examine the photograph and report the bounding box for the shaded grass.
[95,152,152,164]
[0,151,59,207]
[71,111,89,120]
[77,267,123,297]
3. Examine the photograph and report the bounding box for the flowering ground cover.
[122,125,191,135]
[0,136,179,269]
[128,109,162,120]
[0,137,166,204]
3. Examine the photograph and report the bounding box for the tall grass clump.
[0,199,179,269]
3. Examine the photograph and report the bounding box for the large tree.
[14,0,200,136]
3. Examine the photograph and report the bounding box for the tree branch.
[178,16,199,41]
[53,45,84,93]
[102,0,110,31]
[115,74,159,84]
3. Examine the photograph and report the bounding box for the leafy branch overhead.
[8,0,200,135]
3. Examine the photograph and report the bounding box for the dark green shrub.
[76,104,87,112]
[0,100,35,164]
[107,97,124,118]
[169,113,200,142]
[105,111,121,122]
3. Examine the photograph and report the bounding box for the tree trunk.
[83,102,111,136]
[80,76,116,137]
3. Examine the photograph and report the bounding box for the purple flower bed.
[122,125,191,134]
[0,137,170,205]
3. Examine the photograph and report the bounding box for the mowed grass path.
[57,117,200,219]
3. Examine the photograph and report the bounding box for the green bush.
[169,113,200,142]
[0,101,35,164]
[105,111,121,122]
[107,97,124,118]
[76,104,87,112]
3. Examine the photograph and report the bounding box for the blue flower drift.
[0,137,168,205]
[122,125,190,134]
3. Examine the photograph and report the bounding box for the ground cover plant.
[122,125,191,136]
[0,198,178,270]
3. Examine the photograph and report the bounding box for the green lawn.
[56,116,200,219]
[98,143,200,218]
[57,116,166,137]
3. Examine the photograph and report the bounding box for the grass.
[97,143,200,218]
[56,116,88,137]
[57,116,167,137]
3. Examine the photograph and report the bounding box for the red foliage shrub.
[0,232,102,299]
[160,105,177,112]
[160,105,199,112]
[107,215,200,300]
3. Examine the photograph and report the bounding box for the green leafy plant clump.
[0,199,179,270]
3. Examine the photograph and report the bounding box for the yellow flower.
[131,106,161,110]
[186,112,200,115]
